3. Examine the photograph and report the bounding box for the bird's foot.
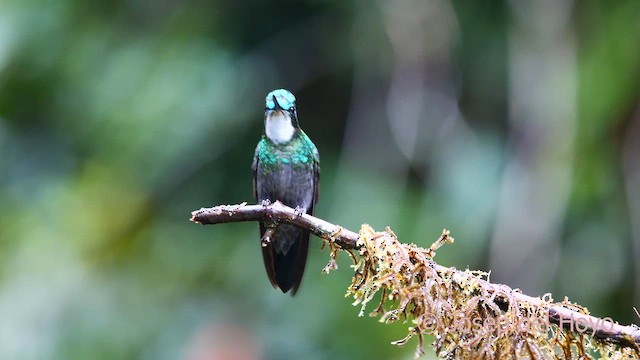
[293,206,306,218]
[261,199,272,207]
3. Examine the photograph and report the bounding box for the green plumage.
[256,131,318,171]
[252,89,320,295]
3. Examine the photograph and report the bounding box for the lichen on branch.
[335,224,640,359]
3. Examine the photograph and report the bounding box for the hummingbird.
[252,89,320,295]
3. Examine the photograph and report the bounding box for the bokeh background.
[1,0,639,359]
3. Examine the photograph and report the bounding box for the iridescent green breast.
[257,132,318,172]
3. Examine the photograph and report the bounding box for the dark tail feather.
[261,225,310,295]
[260,223,279,289]
[275,229,309,295]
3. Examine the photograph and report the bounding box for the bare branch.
[191,201,358,249]
[190,201,640,356]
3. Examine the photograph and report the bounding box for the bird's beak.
[272,95,282,111]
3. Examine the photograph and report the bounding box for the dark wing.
[310,146,320,215]
[286,147,319,295]
[254,141,280,289]
[251,143,259,200]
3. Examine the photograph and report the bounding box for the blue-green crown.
[265,89,296,110]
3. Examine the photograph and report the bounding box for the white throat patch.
[265,111,295,144]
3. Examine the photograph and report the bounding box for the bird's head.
[264,89,299,144]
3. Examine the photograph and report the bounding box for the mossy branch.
[190,202,640,359]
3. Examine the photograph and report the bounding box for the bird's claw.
[293,206,306,218]
[261,199,272,207]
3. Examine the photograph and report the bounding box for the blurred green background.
[1,0,639,359]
